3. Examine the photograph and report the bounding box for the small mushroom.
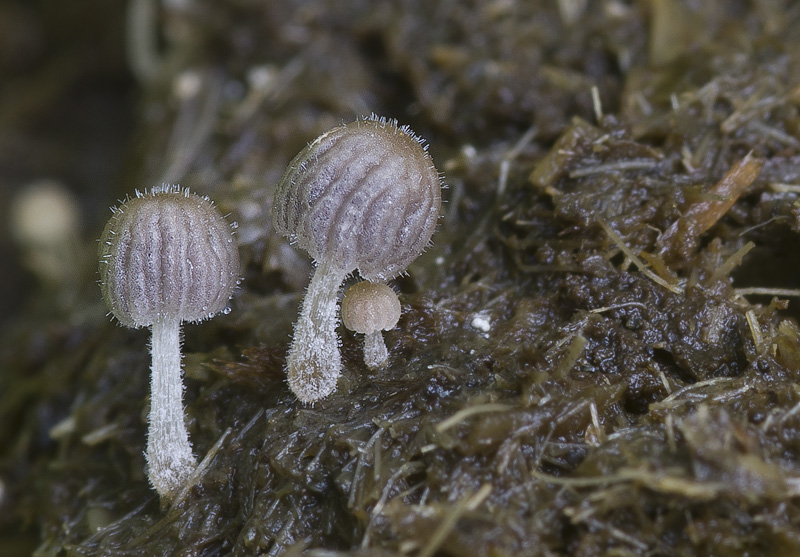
[10,179,82,289]
[272,115,442,403]
[98,185,240,501]
[341,281,401,369]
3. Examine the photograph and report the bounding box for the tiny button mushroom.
[98,184,240,502]
[272,114,442,403]
[341,281,401,369]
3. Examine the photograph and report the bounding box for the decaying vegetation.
[3,0,800,554]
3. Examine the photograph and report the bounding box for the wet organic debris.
[3,0,800,555]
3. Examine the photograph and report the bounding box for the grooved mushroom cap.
[272,115,442,282]
[98,185,240,328]
[341,281,401,334]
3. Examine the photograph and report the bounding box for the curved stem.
[287,261,347,403]
[363,330,389,369]
[147,317,197,500]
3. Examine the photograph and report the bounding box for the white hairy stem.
[287,261,346,403]
[363,330,389,369]
[146,317,197,500]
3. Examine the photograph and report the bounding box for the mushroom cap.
[98,185,240,328]
[11,180,80,247]
[341,281,401,334]
[272,115,442,282]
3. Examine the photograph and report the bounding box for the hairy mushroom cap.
[98,184,240,328]
[341,281,401,334]
[272,115,442,281]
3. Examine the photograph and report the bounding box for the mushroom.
[341,281,401,369]
[272,115,441,403]
[10,179,82,289]
[98,185,240,501]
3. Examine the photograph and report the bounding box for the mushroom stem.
[287,260,347,403]
[363,330,389,369]
[147,317,197,499]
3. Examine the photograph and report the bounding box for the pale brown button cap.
[341,281,401,334]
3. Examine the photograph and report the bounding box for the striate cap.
[272,115,442,282]
[98,185,240,328]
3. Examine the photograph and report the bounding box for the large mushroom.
[272,115,442,403]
